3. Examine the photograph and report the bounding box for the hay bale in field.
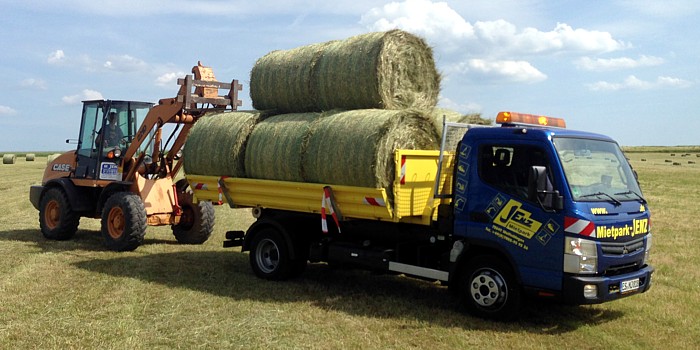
[250,30,440,113]
[25,153,35,161]
[303,109,439,192]
[3,154,16,164]
[183,111,271,177]
[47,153,61,164]
[245,113,322,181]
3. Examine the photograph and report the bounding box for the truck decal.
[596,218,648,240]
[494,199,542,240]
[51,163,71,172]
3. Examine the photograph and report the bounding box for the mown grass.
[0,153,699,349]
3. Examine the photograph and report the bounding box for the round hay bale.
[3,154,16,164]
[25,153,36,161]
[250,30,440,112]
[47,153,62,164]
[250,42,334,113]
[245,113,322,181]
[183,111,270,177]
[303,109,439,192]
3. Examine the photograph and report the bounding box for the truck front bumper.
[561,265,654,305]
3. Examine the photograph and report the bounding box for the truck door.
[74,101,103,179]
[454,141,565,291]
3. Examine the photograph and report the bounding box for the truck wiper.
[579,192,622,206]
[614,190,647,204]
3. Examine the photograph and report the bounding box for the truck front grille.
[601,236,645,256]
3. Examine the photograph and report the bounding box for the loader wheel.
[39,188,79,240]
[172,184,214,244]
[460,255,521,321]
[101,192,146,252]
[249,227,301,281]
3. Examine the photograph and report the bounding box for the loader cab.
[74,100,153,181]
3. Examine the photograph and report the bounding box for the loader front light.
[564,237,598,274]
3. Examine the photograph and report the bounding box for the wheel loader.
[29,62,242,251]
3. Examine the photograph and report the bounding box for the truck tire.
[460,255,521,321]
[172,189,214,244]
[101,192,146,252]
[39,188,80,240]
[249,227,304,280]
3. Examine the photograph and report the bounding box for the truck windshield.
[553,137,644,203]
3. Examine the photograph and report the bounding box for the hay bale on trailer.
[183,111,271,177]
[245,112,322,182]
[250,30,440,113]
[303,109,439,191]
[3,154,16,164]
[25,153,35,161]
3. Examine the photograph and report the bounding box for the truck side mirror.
[528,166,563,211]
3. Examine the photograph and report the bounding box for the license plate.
[621,278,640,293]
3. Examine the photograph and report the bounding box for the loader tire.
[172,184,214,244]
[101,192,146,252]
[39,188,79,240]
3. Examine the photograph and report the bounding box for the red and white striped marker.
[565,217,595,237]
[400,155,406,185]
[363,197,386,207]
[321,186,341,234]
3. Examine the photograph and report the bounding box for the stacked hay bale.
[3,154,16,164]
[250,30,440,112]
[183,111,269,177]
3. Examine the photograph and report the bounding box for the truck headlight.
[643,233,652,265]
[564,237,597,274]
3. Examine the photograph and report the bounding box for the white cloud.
[361,1,628,55]
[103,55,148,72]
[575,55,664,71]
[155,71,187,87]
[0,105,18,116]
[47,49,65,64]
[62,89,104,104]
[20,78,48,90]
[438,96,481,114]
[587,75,693,91]
[448,59,547,83]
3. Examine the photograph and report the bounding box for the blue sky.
[1,0,698,151]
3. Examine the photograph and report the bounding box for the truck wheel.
[101,192,146,252]
[172,188,214,244]
[249,227,300,280]
[39,188,79,240]
[460,255,521,321]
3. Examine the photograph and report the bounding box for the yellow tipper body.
[187,149,454,226]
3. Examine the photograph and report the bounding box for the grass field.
[1,151,699,349]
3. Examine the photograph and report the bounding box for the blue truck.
[188,111,653,320]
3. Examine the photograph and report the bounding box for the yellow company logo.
[495,199,542,239]
[596,218,649,240]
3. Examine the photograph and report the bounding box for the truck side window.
[479,144,552,200]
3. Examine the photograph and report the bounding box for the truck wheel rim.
[45,200,60,229]
[256,238,280,274]
[107,207,125,239]
[470,268,507,309]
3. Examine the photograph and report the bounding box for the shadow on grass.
[64,248,623,333]
[0,228,182,252]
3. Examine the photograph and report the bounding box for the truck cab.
[449,112,652,318]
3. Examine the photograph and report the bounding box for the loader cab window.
[480,144,553,200]
[77,102,101,158]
